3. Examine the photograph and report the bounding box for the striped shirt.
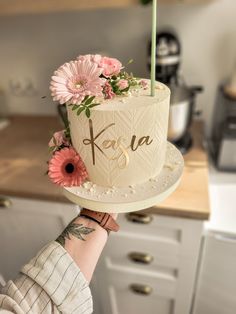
[0,241,93,313]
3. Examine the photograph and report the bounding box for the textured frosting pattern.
[67,81,170,187]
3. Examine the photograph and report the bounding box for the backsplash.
[0,0,235,135]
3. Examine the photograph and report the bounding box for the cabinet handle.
[126,213,153,224]
[130,283,152,296]
[0,197,12,209]
[128,252,153,264]
[214,234,236,244]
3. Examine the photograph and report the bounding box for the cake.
[67,81,170,187]
[48,55,170,188]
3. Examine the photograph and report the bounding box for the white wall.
[0,0,235,134]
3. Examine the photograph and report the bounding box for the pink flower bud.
[117,79,129,90]
[103,81,115,99]
[48,130,69,148]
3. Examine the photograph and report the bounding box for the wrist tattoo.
[56,217,95,247]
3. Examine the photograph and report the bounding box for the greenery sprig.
[67,58,144,118]
[69,95,100,118]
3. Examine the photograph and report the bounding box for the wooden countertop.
[0,116,210,220]
[0,0,212,16]
[0,0,140,16]
[145,121,210,220]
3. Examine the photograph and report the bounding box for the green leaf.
[48,146,55,153]
[113,85,119,93]
[85,108,91,118]
[84,96,95,106]
[127,59,133,65]
[77,106,85,116]
[64,126,71,142]
[110,80,118,88]
[53,136,57,145]
[121,86,130,93]
[80,95,89,106]
[72,104,79,111]
[83,95,89,102]
[89,103,100,108]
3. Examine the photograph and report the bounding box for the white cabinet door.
[0,196,78,281]
[93,212,203,314]
[95,262,175,314]
[193,231,236,314]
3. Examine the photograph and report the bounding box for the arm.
[0,210,118,314]
[57,212,118,283]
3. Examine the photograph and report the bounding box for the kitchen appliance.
[224,63,236,100]
[148,30,181,85]
[168,83,203,154]
[148,30,203,154]
[0,88,9,130]
[210,86,236,171]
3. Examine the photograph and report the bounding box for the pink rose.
[49,130,69,148]
[77,54,123,78]
[77,54,102,65]
[103,81,115,99]
[117,79,129,90]
[99,57,122,78]
[140,79,148,90]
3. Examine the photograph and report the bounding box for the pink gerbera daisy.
[50,59,104,105]
[48,147,88,187]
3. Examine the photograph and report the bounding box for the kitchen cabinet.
[92,211,203,314]
[193,231,236,314]
[193,177,236,314]
[0,0,139,15]
[0,196,77,282]
[0,0,215,16]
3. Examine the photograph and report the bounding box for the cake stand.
[63,142,184,213]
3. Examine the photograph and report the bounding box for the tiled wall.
[0,0,235,135]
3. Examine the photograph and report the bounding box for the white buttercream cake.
[67,80,170,188]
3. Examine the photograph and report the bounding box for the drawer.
[118,212,203,258]
[104,233,179,278]
[118,212,182,242]
[0,196,77,224]
[97,266,175,314]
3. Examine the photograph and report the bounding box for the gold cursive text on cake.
[83,119,153,169]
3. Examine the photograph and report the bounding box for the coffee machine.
[148,30,181,85]
[147,30,203,154]
[210,86,236,171]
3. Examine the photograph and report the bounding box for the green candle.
[151,0,157,97]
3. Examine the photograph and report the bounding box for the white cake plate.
[63,142,184,213]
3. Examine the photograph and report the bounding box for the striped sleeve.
[0,241,93,314]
